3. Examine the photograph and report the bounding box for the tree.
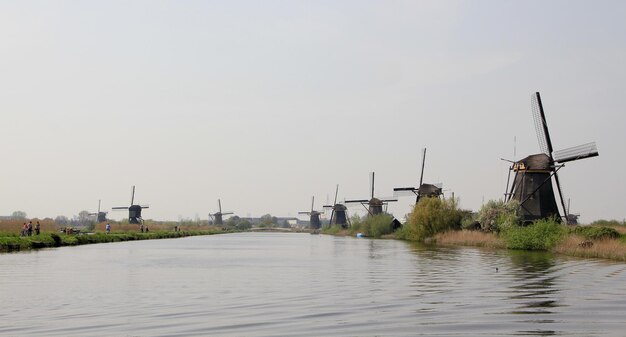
[11,211,27,219]
[260,214,276,227]
[55,215,69,226]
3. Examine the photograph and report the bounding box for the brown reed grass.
[0,219,58,234]
[434,230,506,249]
[553,235,626,262]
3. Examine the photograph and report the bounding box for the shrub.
[572,226,620,240]
[400,197,464,241]
[590,219,625,227]
[349,214,395,238]
[500,218,566,250]
[477,199,520,232]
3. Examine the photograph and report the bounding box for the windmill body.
[88,200,108,223]
[346,172,397,217]
[510,154,561,222]
[323,185,349,228]
[505,92,599,224]
[210,199,234,226]
[112,186,149,224]
[299,196,323,230]
[394,148,443,204]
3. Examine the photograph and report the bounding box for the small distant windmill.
[323,184,350,228]
[504,92,599,224]
[209,199,233,226]
[112,186,149,224]
[345,172,398,217]
[394,148,443,203]
[88,200,108,223]
[298,196,324,230]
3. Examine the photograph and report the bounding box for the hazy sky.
[1,0,624,223]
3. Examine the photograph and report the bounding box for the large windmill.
[345,172,398,217]
[209,199,233,226]
[393,148,443,203]
[298,196,324,230]
[112,186,149,224]
[323,184,350,228]
[88,200,108,223]
[504,92,599,224]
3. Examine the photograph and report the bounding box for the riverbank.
[0,229,231,252]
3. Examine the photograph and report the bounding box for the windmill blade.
[131,185,136,205]
[298,211,311,215]
[345,199,369,204]
[333,184,339,205]
[419,148,427,186]
[553,142,599,163]
[370,172,375,199]
[553,170,568,224]
[393,187,417,197]
[140,205,150,208]
[531,92,554,156]
[380,197,398,203]
[311,196,315,213]
[323,205,334,209]
[222,212,234,215]
[112,207,128,210]
[218,199,222,214]
[97,200,101,214]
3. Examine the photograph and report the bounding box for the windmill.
[298,196,324,230]
[209,199,233,226]
[345,172,398,217]
[323,184,350,228]
[88,200,108,223]
[504,92,599,224]
[393,148,443,203]
[112,186,149,224]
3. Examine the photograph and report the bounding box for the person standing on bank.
[27,221,33,236]
[35,221,41,235]
[106,223,111,234]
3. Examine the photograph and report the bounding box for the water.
[1,232,626,336]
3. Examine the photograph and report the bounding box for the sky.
[1,0,625,223]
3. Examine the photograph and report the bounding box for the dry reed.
[434,230,506,249]
[553,235,626,262]
[0,219,58,234]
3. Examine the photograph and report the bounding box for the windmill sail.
[553,142,599,163]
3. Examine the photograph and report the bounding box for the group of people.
[21,221,40,236]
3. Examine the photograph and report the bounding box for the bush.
[399,197,464,241]
[590,219,625,227]
[500,218,566,250]
[349,214,395,238]
[477,199,520,232]
[572,226,620,240]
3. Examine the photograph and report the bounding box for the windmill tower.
[323,184,349,228]
[209,199,233,226]
[504,92,599,224]
[394,148,443,203]
[298,196,323,230]
[112,186,149,224]
[88,200,108,223]
[345,172,397,217]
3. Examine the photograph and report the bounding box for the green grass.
[0,229,229,252]
[500,218,567,250]
[571,226,620,240]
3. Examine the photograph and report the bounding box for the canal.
[1,232,625,336]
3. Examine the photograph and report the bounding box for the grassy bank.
[0,229,229,252]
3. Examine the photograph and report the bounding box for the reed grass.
[0,219,58,234]
[553,235,626,261]
[434,230,506,249]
